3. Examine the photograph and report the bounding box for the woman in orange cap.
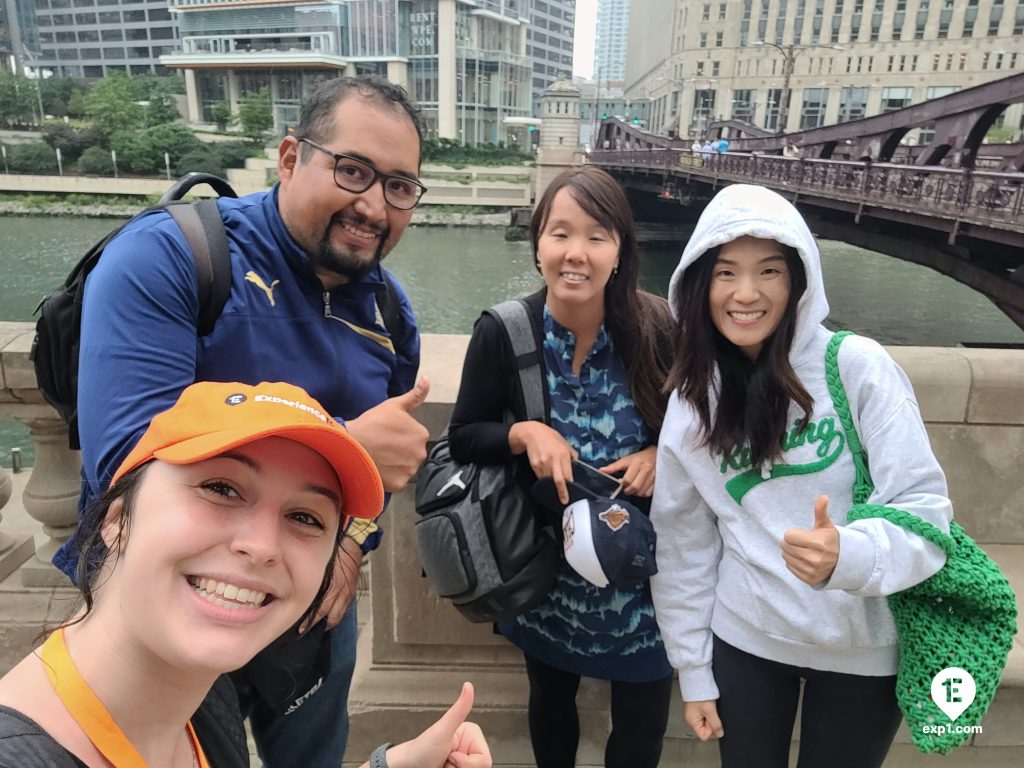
[0,381,490,768]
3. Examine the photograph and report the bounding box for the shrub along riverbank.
[0,193,513,226]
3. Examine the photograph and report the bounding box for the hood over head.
[668,184,829,362]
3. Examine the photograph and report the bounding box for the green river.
[2,215,1022,466]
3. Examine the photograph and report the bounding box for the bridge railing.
[591,149,1024,231]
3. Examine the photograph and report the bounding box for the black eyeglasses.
[298,137,427,210]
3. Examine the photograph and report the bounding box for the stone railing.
[0,322,80,589]
[3,324,1023,764]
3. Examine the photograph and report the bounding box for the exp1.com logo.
[922,668,983,737]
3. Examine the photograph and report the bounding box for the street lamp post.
[752,41,842,133]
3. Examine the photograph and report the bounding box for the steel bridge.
[587,74,1024,329]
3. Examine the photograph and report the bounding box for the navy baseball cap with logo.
[561,498,658,589]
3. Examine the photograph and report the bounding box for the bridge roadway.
[589,147,1024,330]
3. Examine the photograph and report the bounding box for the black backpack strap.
[167,200,232,337]
[376,270,405,353]
[487,299,545,422]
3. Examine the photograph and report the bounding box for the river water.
[2,214,1022,465]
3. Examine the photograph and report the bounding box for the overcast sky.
[573,0,598,79]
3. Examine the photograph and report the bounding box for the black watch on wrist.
[370,742,392,768]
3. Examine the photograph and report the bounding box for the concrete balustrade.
[1,322,1022,766]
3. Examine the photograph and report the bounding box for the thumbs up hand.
[781,495,840,586]
[345,377,430,492]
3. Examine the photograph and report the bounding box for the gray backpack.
[413,299,559,623]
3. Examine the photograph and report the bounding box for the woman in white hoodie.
[650,184,952,767]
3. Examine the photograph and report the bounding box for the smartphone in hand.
[571,459,623,498]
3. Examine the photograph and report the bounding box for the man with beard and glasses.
[61,75,431,768]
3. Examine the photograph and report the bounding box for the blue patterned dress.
[498,307,672,682]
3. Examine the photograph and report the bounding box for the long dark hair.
[64,464,345,632]
[531,166,674,430]
[666,244,813,467]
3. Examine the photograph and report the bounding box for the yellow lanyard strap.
[41,629,210,768]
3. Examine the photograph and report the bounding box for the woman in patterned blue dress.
[449,166,676,768]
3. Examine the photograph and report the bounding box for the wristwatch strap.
[370,742,392,768]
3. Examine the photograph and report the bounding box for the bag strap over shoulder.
[825,331,957,555]
[825,330,874,505]
[166,200,232,338]
[486,299,545,422]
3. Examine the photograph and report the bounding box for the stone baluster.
[0,462,34,583]
[18,416,81,587]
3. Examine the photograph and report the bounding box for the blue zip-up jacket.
[54,185,419,579]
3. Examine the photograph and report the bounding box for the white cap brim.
[563,500,609,588]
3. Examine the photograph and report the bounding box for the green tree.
[43,124,106,163]
[0,71,40,127]
[238,89,273,144]
[211,101,234,132]
[175,148,225,177]
[77,146,116,175]
[211,141,259,169]
[66,90,88,119]
[143,77,183,127]
[38,77,88,118]
[85,73,144,137]
[8,142,59,173]
[112,123,203,174]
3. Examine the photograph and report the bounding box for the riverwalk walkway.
[1,327,1022,766]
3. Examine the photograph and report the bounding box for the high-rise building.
[162,1,532,145]
[627,0,1024,141]
[31,0,177,77]
[526,0,576,114]
[2,0,40,73]
[594,0,631,84]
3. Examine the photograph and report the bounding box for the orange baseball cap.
[111,381,384,520]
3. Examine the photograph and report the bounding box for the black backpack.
[31,173,410,451]
[413,299,559,623]
[31,173,238,451]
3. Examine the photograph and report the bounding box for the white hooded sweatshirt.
[650,184,951,703]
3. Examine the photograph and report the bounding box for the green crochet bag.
[825,331,1018,755]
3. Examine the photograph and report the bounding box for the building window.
[732,89,755,121]
[915,0,930,39]
[800,87,827,129]
[938,2,953,37]
[794,0,806,44]
[716,31,723,46]
[703,3,711,21]
[764,87,783,131]
[963,0,979,36]
[988,0,1004,35]
[712,60,720,76]
[692,89,716,132]
[1016,2,1024,34]
[719,3,727,20]
[696,60,705,76]
[700,32,707,47]
[838,86,868,122]
[871,5,882,40]
[881,86,913,112]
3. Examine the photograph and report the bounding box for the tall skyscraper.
[2,0,40,73]
[594,0,631,84]
[527,0,576,114]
